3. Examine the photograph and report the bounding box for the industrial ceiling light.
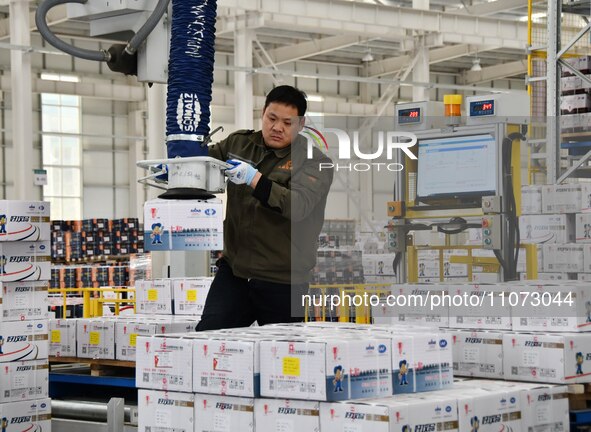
[362,48,374,62]
[470,58,482,72]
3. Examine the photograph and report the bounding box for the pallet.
[49,356,135,377]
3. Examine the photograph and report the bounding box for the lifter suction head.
[158,187,215,200]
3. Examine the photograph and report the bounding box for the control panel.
[482,215,502,250]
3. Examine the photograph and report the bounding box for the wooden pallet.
[49,356,135,377]
[569,384,591,411]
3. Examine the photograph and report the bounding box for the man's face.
[261,102,303,149]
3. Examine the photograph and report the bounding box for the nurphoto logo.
[302,125,418,172]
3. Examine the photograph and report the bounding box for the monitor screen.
[417,133,497,199]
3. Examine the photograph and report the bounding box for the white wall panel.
[115,152,130,185]
[83,151,113,185]
[83,186,113,218]
[115,188,131,218]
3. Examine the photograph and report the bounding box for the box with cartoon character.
[390,331,453,394]
[454,387,522,432]
[0,398,51,432]
[503,332,591,383]
[456,380,570,432]
[254,399,319,432]
[260,335,392,401]
[143,198,223,251]
[0,242,50,283]
[135,334,193,392]
[0,201,50,242]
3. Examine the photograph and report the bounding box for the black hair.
[264,85,308,116]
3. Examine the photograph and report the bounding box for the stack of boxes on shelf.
[560,55,591,132]
[51,217,144,261]
[136,323,567,432]
[520,183,591,280]
[0,200,51,431]
[49,277,209,361]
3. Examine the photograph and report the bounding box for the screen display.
[398,107,422,124]
[469,99,495,117]
[417,134,497,199]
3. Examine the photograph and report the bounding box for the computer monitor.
[417,133,497,202]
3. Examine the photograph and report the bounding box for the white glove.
[225,159,258,185]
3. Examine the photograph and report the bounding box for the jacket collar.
[252,130,306,159]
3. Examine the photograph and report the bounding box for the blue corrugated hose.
[166,0,217,158]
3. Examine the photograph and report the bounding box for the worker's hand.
[225,159,258,186]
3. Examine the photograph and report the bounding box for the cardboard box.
[144,198,223,251]
[320,400,391,432]
[192,336,260,397]
[135,279,174,315]
[521,185,543,214]
[0,201,50,241]
[511,283,591,332]
[516,246,543,274]
[136,334,193,392]
[580,183,591,213]
[173,277,212,316]
[138,389,194,432]
[115,318,197,361]
[1,282,48,322]
[0,360,48,403]
[0,241,50,282]
[388,284,450,327]
[260,335,392,401]
[449,284,512,331]
[0,320,48,362]
[76,318,116,359]
[503,332,591,383]
[519,214,575,244]
[456,387,522,432]
[0,398,51,432]
[447,329,504,379]
[576,213,591,243]
[390,330,453,394]
[194,395,254,432]
[321,393,459,432]
[542,244,584,272]
[254,399,320,432]
[519,385,569,432]
[542,184,582,213]
[49,318,77,357]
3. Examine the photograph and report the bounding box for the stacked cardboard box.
[0,200,51,429]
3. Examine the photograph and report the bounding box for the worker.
[197,85,333,330]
